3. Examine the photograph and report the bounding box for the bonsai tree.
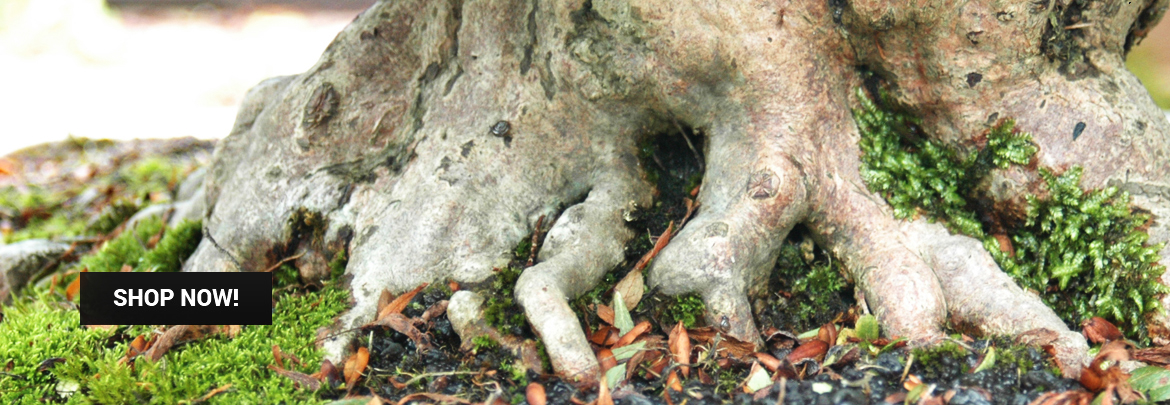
[182,0,1170,385]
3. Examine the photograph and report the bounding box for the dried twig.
[527,215,546,267]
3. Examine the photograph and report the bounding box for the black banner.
[79,272,272,325]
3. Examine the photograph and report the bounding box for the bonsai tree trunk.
[182,0,1170,385]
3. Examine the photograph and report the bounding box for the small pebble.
[490,120,511,137]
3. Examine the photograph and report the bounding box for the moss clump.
[992,168,1167,338]
[854,86,1167,341]
[855,86,1035,236]
[482,265,526,334]
[74,217,202,274]
[470,335,499,352]
[659,293,705,328]
[0,185,87,243]
[140,219,202,273]
[85,201,139,236]
[0,283,349,403]
[0,290,112,403]
[328,249,348,281]
[76,217,166,273]
[762,233,853,332]
[119,157,184,201]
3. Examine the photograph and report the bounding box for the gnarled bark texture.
[183,0,1170,385]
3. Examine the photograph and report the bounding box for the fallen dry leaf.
[626,349,650,381]
[191,383,232,403]
[596,304,615,325]
[526,382,547,405]
[590,325,615,345]
[123,335,147,364]
[394,393,471,405]
[369,313,432,349]
[1132,345,1170,367]
[666,370,682,392]
[273,345,287,369]
[269,365,321,391]
[598,348,617,373]
[400,392,473,405]
[376,289,393,317]
[613,321,652,348]
[613,269,645,311]
[668,322,691,377]
[1082,317,1123,344]
[633,222,674,273]
[786,340,828,363]
[64,272,83,302]
[344,347,370,391]
[753,352,781,372]
[310,359,342,389]
[597,375,614,405]
[147,325,189,362]
[1027,391,1095,405]
[817,322,838,346]
[376,283,428,322]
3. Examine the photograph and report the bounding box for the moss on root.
[854,86,1167,341]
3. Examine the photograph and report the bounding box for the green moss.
[74,217,202,275]
[6,213,89,244]
[0,290,111,403]
[0,185,87,243]
[470,336,498,353]
[76,217,165,273]
[498,359,527,383]
[119,157,183,200]
[85,201,139,236]
[992,168,1167,339]
[483,265,526,333]
[273,264,300,288]
[659,293,705,328]
[854,86,1167,341]
[763,235,852,332]
[855,86,1035,237]
[0,286,349,404]
[140,220,202,273]
[328,249,348,282]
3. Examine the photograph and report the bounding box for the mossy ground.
[0,216,351,404]
[0,137,211,244]
[0,139,351,403]
[854,84,1167,342]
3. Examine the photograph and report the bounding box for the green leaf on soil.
[856,314,879,341]
[745,365,771,393]
[611,341,645,362]
[605,363,627,389]
[972,347,996,374]
[612,290,634,335]
[1129,366,1170,401]
[905,383,927,405]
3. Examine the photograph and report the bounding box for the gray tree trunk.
[182,0,1170,385]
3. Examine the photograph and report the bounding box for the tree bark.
[183,0,1170,385]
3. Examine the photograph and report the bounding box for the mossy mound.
[853,85,1167,341]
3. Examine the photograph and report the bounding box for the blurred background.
[0,0,372,156]
[1,0,1169,157]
